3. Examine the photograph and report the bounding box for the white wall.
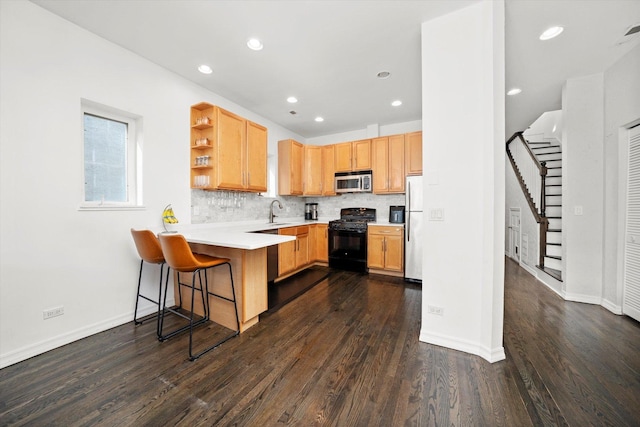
[0,0,303,368]
[603,44,640,313]
[561,74,605,303]
[306,120,422,146]
[420,0,505,362]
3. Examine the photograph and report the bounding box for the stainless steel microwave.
[335,170,372,193]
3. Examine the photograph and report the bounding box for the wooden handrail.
[506,132,544,172]
[506,131,549,268]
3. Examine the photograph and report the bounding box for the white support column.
[419,0,505,362]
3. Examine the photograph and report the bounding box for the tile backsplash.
[191,190,405,224]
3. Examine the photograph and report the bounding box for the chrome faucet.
[269,199,283,223]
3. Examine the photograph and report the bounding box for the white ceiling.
[30,0,640,139]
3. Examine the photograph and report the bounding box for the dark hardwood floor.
[1,259,639,426]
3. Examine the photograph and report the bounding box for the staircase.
[506,132,563,282]
[528,141,563,281]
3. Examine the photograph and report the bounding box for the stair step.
[547,166,562,169]
[547,242,561,246]
[546,255,562,260]
[538,265,563,282]
[544,256,563,271]
[547,204,562,207]
[548,228,562,232]
[546,184,562,187]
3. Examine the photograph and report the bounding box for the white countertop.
[164,217,404,250]
[171,218,329,250]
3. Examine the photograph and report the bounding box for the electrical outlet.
[427,305,444,316]
[43,306,64,320]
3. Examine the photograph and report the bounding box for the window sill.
[78,205,146,212]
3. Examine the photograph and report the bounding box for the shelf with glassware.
[190,102,267,192]
[190,102,216,190]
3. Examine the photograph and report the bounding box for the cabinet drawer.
[368,225,403,236]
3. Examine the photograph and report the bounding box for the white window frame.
[79,99,144,210]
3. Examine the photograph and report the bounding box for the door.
[623,124,640,322]
[509,208,521,262]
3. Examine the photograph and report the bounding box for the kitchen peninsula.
[174,222,298,332]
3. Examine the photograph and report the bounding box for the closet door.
[623,124,640,322]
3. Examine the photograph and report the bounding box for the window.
[81,100,142,209]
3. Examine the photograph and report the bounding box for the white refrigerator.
[405,176,423,282]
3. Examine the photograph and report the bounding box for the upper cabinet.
[278,139,304,196]
[405,131,423,176]
[321,144,336,196]
[190,102,267,192]
[246,121,268,192]
[334,139,372,172]
[372,134,405,194]
[303,145,323,196]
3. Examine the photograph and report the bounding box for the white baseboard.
[601,298,623,315]
[0,299,174,369]
[519,261,538,278]
[562,292,602,305]
[419,330,505,363]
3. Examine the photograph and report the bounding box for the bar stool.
[130,229,168,337]
[158,233,240,361]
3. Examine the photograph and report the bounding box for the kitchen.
[183,105,425,328]
[1,0,506,370]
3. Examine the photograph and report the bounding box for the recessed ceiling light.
[315,117,324,122]
[507,88,522,96]
[539,26,564,40]
[247,38,263,51]
[391,100,402,107]
[287,96,298,104]
[377,71,391,79]
[198,64,213,74]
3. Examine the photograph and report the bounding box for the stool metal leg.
[134,260,165,325]
[188,262,240,361]
[158,270,208,341]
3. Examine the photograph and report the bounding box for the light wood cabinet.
[321,145,336,196]
[278,226,310,276]
[405,131,423,176]
[334,139,372,172]
[246,121,268,192]
[190,102,267,192]
[310,223,329,262]
[217,108,247,190]
[367,225,404,276]
[278,139,304,196]
[372,135,405,194]
[304,145,323,196]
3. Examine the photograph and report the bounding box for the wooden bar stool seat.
[158,233,240,361]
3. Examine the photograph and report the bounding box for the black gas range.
[328,208,376,272]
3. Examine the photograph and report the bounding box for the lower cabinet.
[278,226,310,276]
[311,223,328,262]
[367,225,404,276]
